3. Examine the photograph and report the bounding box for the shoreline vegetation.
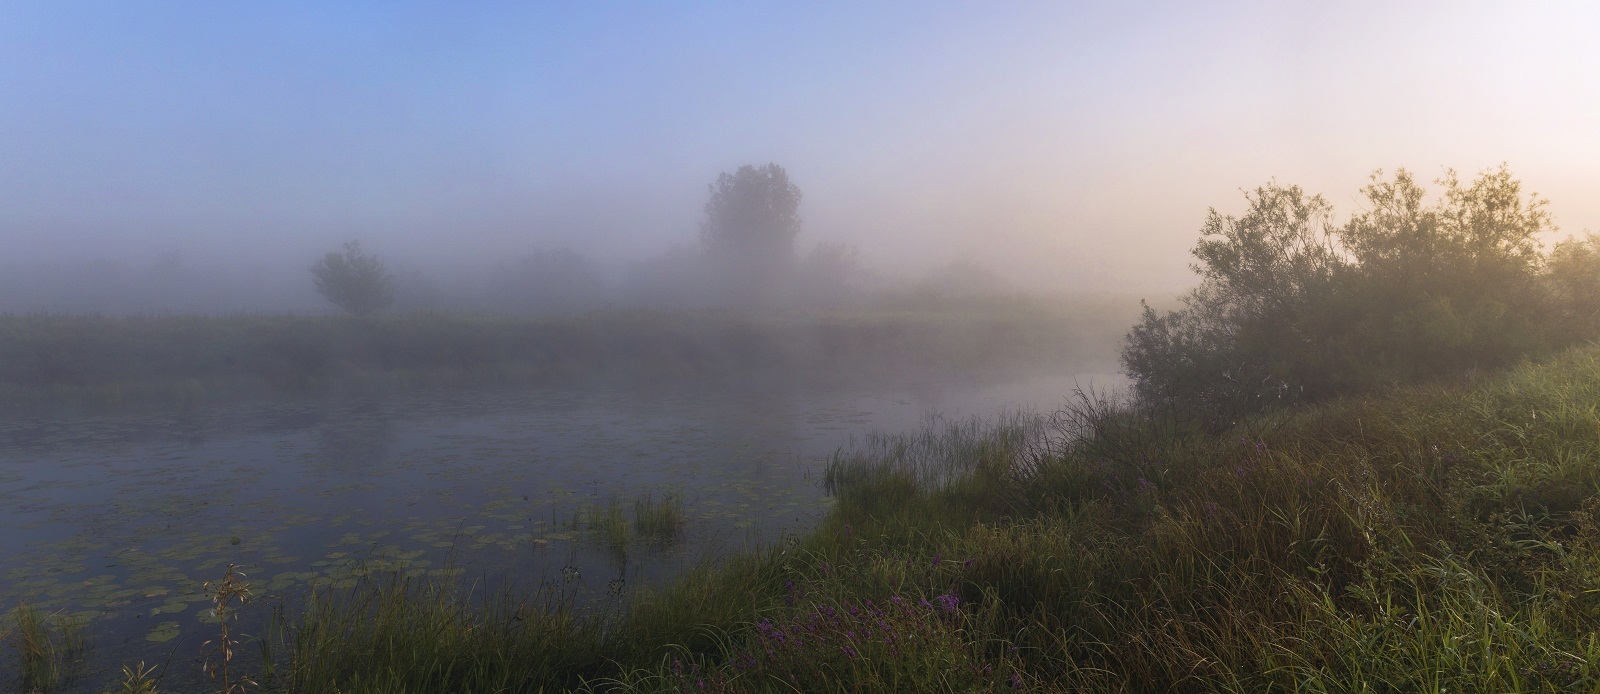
[0,296,1133,412]
[11,343,1600,691]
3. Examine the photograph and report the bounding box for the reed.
[584,498,631,559]
[633,493,686,546]
[272,572,611,692]
[4,603,88,692]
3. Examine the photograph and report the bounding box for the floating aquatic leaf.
[146,621,180,642]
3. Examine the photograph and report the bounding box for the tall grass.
[4,603,88,692]
[585,499,631,560]
[274,573,611,693]
[633,493,686,546]
[781,353,1600,690]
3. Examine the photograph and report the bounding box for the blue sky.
[3,1,1597,292]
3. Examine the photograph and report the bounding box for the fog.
[3,2,1599,314]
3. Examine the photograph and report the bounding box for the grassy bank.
[0,297,1130,409]
[36,343,1592,692]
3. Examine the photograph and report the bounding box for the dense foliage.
[1123,165,1600,418]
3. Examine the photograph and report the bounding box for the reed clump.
[633,493,686,546]
[273,573,609,693]
[585,499,631,559]
[4,603,88,692]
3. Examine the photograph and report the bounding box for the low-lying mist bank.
[36,341,1600,692]
[0,296,1137,410]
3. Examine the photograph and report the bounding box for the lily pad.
[146,621,181,643]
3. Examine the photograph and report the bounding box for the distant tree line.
[1123,165,1600,419]
[310,163,875,317]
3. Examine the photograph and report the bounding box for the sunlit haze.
[3,1,1597,305]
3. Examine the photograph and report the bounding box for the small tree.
[310,241,394,316]
[701,163,803,305]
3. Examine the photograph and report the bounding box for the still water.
[0,368,1119,687]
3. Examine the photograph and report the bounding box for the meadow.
[14,340,1600,692]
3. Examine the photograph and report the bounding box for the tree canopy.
[698,163,804,306]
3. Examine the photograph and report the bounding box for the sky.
[3,1,1598,295]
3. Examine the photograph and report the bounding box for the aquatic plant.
[201,564,255,694]
[584,499,630,559]
[633,492,686,545]
[113,660,160,693]
[274,571,605,692]
[4,603,88,692]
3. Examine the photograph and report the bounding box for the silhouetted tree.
[701,163,803,305]
[310,241,394,316]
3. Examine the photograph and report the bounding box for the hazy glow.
[2,1,1597,296]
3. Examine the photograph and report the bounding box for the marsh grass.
[584,499,631,559]
[272,571,611,692]
[4,603,88,692]
[633,493,686,546]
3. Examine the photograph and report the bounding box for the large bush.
[1124,166,1575,417]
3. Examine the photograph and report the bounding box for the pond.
[0,367,1121,690]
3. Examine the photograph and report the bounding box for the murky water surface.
[0,369,1117,688]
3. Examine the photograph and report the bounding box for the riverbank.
[27,342,1590,692]
[0,297,1132,411]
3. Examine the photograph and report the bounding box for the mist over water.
[4,3,1600,691]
